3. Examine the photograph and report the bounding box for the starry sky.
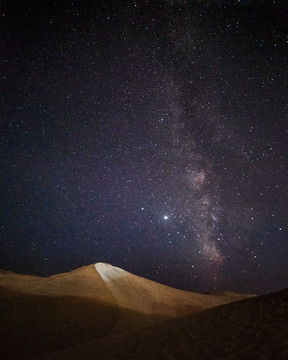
[1,0,287,294]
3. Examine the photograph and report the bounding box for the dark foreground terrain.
[0,266,287,359]
[28,288,288,360]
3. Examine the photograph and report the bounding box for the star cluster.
[1,0,287,294]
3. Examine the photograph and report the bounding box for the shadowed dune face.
[0,286,166,360]
[0,287,119,360]
[32,289,288,360]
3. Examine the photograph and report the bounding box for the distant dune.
[0,263,256,359]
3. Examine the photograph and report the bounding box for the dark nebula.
[1,0,287,294]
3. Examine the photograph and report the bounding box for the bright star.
[163,215,169,220]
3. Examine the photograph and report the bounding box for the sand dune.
[0,263,258,359]
[0,285,164,360]
[0,265,115,304]
[95,263,253,316]
[0,263,253,317]
[32,288,288,360]
[0,287,117,360]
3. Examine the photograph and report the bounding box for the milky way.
[155,80,225,276]
[1,0,287,294]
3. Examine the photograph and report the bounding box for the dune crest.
[95,263,128,281]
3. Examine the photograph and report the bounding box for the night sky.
[1,0,287,294]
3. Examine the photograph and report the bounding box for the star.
[0,0,287,295]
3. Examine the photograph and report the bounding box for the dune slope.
[34,288,288,360]
[94,262,254,316]
[0,265,115,304]
[0,263,258,359]
[0,286,165,360]
[0,263,254,318]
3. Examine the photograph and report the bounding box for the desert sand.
[2,263,279,360]
[0,262,253,317]
[34,288,288,360]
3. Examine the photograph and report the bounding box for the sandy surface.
[0,265,115,304]
[0,263,258,359]
[0,263,254,318]
[32,289,288,360]
[95,262,254,316]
